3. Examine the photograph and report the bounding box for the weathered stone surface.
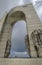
[0,3,42,65]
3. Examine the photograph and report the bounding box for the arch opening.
[8,20,30,58]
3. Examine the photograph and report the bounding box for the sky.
[0,0,42,22]
[9,20,30,58]
[0,0,42,58]
[11,21,27,52]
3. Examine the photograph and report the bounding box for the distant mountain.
[9,51,29,58]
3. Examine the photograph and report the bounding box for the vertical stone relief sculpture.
[4,40,11,58]
[31,29,42,57]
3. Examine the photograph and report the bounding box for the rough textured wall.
[0,3,42,65]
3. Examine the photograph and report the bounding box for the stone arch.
[3,9,30,58]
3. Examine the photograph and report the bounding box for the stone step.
[39,50,42,57]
